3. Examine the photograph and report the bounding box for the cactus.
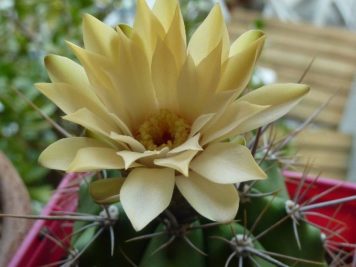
[54,159,356,267]
[25,0,356,266]
[64,164,329,267]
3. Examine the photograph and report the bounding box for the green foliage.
[0,0,122,204]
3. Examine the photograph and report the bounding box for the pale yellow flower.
[38,0,309,231]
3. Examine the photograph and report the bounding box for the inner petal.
[135,109,190,150]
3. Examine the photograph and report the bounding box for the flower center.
[136,109,190,150]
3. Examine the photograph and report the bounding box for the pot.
[9,171,356,267]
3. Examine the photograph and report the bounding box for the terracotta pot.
[0,152,31,266]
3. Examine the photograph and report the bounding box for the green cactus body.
[254,161,290,198]
[77,204,157,267]
[72,160,331,267]
[139,223,206,267]
[72,183,157,266]
[205,223,274,267]
[238,191,327,266]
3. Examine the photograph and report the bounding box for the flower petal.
[67,147,124,172]
[176,55,199,121]
[109,35,158,127]
[217,30,265,93]
[168,134,202,154]
[188,4,229,64]
[186,42,223,115]
[233,83,310,134]
[63,108,122,139]
[151,37,178,110]
[38,137,109,171]
[110,132,146,152]
[44,55,89,88]
[36,82,131,136]
[202,90,237,115]
[152,0,178,31]
[201,101,268,145]
[120,168,175,230]
[133,0,165,58]
[196,41,222,96]
[117,148,168,169]
[90,178,124,204]
[176,50,228,122]
[176,172,239,222]
[190,142,266,184]
[66,41,133,128]
[229,30,265,56]
[189,113,214,137]
[154,150,198,177]
[66,43,134,134]
[83,14,118,57]
[154,0,186,68]
[36,82,102,116]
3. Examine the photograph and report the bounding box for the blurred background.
[1,0,356,212]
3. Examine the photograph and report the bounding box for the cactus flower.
[37,0,309,231]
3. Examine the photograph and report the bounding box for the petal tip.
[44,54,55,67]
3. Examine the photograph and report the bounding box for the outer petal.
[154,150,198,177]
[217,30,265,93]
[176,172,239,222]
[36,82,106,118]
[229,30,265,57]
[133,0,165,58]
[202,90,241,115]
[44,55,89,88]
[120,168,175,231]
[200,101,268,145]
[36,82,131,136]
[188,4,229,64]
[63,108,121,138]
[38,137,109,171]
[232,83,310,135]
[67,41,132,129]
[190,143,266,184]
[67,147,124,172]
[67,41,112,89]
[154,0,186,68]
[89,178,124,204]
[83,14,118,57]
[152,0,178,31]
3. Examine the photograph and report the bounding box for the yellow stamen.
[136,109,190,150]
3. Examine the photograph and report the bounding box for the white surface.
[340,77,356,181]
